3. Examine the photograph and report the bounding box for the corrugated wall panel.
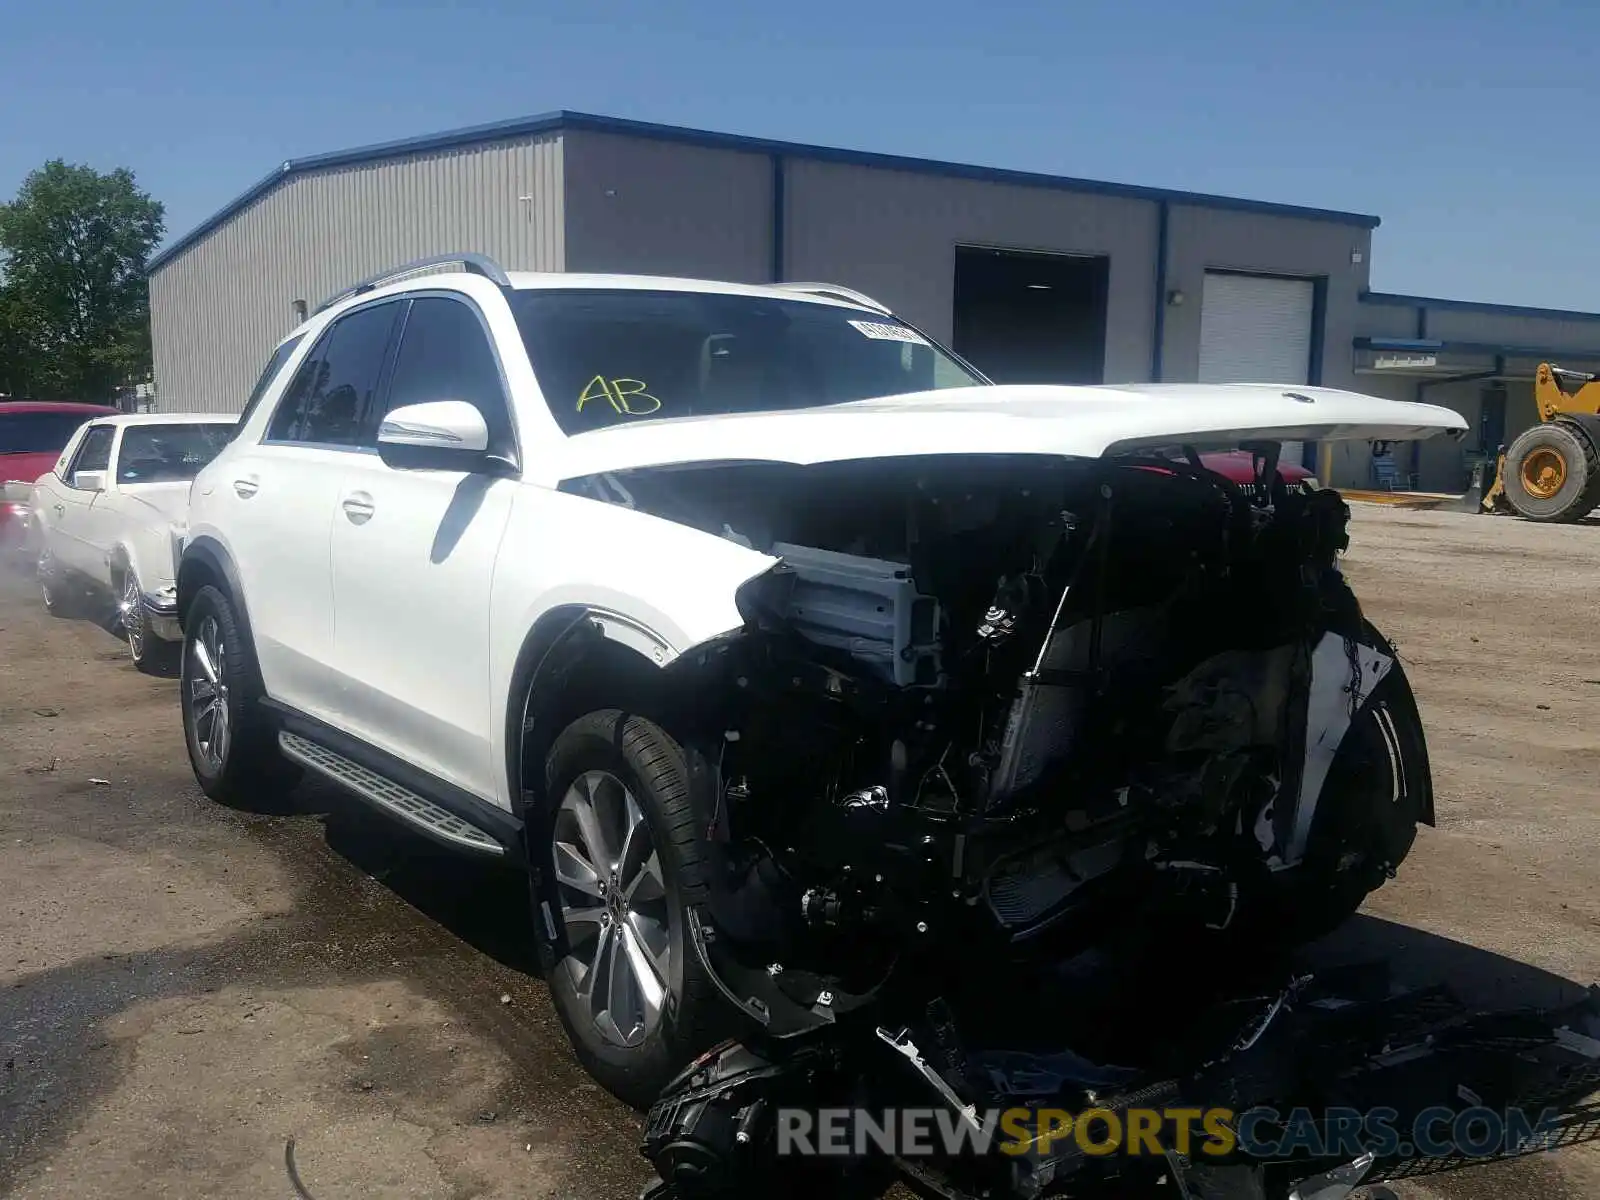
[148,134,563,414]
[783,158,1159,383]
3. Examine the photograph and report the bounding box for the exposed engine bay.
[568,450,1423,995]
[556,449,1460,1197]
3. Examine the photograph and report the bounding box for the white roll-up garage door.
[1198,271,1316,467]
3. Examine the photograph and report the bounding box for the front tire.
[180,585,297,808]
[537,709,725,1107]
[121,567,178,675]
[1260,662,1431,944]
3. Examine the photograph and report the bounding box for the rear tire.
[1502,420,1600,522]
[180,585,298,808]
[536,709,726,1108]
[37,546,78,618]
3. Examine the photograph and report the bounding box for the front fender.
[489,486,780,812]
[177,534,254,647]
[1280,624,1434,867]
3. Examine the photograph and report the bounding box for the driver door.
[328,294,517,804]
[49,422,115,575]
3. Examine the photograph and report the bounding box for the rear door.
[328,293,518,802]
[225,299,405,721]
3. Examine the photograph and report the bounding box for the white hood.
[555,383,1467,479]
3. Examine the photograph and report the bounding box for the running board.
[278,731,506,855]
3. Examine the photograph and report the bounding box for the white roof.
[555,382,1469,479]
[87,412,237,427]
[503,272,881,310]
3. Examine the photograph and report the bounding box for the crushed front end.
[561,450,1588,1197]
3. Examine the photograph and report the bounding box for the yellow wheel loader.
[1484,362,1600,521]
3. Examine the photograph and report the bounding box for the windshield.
[510,290,984,436]
[116,424,234,484]
[0,411,95,455]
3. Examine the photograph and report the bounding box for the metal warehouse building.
[147,110,1600,491]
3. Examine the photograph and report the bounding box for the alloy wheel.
[552,769,672,1048]
[37,549,57,609]
[187,615,231,771]
[121,571,146,660]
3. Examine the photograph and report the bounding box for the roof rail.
[774,282,893,316]
[313,252,511,316]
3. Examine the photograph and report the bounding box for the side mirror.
[73,469,107,492]
[377,401,495,472]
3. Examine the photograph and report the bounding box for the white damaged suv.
[178,254,1466,1105]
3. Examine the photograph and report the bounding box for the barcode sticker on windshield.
[849,319,929,345]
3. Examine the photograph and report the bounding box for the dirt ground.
[1,503,1597,1200]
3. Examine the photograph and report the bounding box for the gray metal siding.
[148,134,564,414]
[1421,307,1600,353]
[1161,207,1372,390]
[1354,301,1422,340]
[783,158,1158,383]
[561,130,771,281]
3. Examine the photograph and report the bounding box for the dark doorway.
[1478,384,1508,455]
[952,246,1110,384]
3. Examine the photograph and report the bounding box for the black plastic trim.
[177,535,253,648]
[262,699,525,859]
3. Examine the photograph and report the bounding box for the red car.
[1,401,121,553]
[1199,449,1317,489]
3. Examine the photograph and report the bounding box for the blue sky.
[4,0,1595,309]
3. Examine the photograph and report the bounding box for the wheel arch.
[177,536,254,648]
[503,607,683,824]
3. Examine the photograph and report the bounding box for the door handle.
[340,492,375,524]
[233,476,260,498]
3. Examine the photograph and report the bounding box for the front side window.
[0,412,96,456]
[381,296,514,454]
[116,424,235,484]
[68,424,115,478]
[510,290,984,436]
[268,302,401,446]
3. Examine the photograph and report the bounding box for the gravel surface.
[1,503,1596,1199]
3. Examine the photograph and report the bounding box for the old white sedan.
[31,413,235,671]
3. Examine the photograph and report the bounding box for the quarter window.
[268,302,402,446]
[67,425,115,480]
[233,333,305,441]
[380,296,514,454]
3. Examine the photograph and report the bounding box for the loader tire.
[1501,420,1600,522]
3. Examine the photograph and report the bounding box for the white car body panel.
[32,415,234,630]
[551,384,1467,480]
[204,442,346,716]
[185,268,1469,820]
[327,461,517,802]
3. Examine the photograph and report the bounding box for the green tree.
[0,161,164,401]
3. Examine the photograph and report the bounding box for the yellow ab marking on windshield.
[577,375,662,416]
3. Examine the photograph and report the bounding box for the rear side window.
[268,302,402,446]
[116,424,235,484]
[232,334,304,440]
[380,296,514,454]
[67,425,115,478]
